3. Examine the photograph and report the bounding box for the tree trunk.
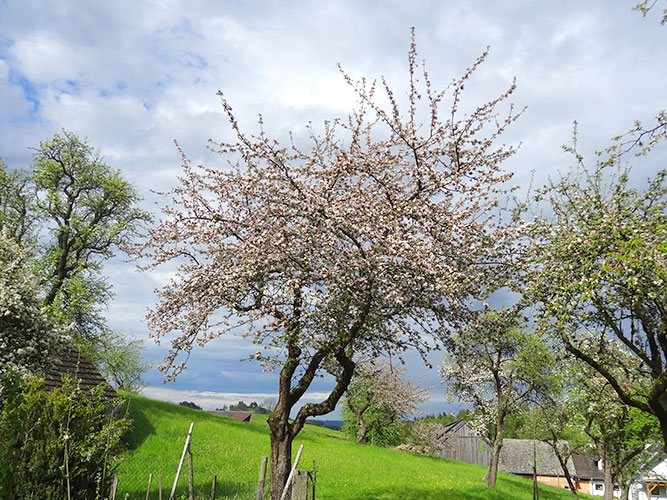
[552,445,578,497]
[355,417,367,444]
[487,410,505,488]
[603,453,614,500]
[268,424,293,500]
[649,392,667,454]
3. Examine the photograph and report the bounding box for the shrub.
[0,372,130,500]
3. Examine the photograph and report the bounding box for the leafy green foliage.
[441,310,558,488]
[524,146,667,451]
[31,130,151,341]
[341,399,408,447]
[0,159,35,244]
[80,331,152,393]
[341,361,427,447]
[0,373,129,500]
[2,131,151,398]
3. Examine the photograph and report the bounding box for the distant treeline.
[216,401,272,414]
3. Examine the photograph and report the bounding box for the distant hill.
[305,418,343,430]
[117,393,593,500]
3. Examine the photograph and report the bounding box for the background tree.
[523,146,667,452]
[0,159,35,244]
[2,131,152,391]
[440,310,557,488]
[80,331,152,394]
[32,130,151,341]
[138,32,521,499]
[179,401,202,410]
[569,348,661,500]
[341,360,428,445]
[518,362,590,498]
[261,397,278,412]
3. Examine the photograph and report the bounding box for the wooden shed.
[433,420,491,465]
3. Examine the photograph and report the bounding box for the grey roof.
[44,345,117,401]
[499,439,576,477]
[440,420,466,435]
[572,454,604,481]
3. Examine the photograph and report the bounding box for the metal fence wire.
[114,473,315,500]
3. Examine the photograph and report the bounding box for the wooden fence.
[108,423,316,500]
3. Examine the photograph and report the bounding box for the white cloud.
[142,386,330,412]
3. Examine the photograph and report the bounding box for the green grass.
[117,394,592,500]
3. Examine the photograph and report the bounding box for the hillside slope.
[117,394,591,500]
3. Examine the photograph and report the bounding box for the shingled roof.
[572,454,605,481]
[44,345,117,401]
[499,439,576,477]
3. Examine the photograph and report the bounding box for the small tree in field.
[138,32,520,499]
[440,310,557,488]
[342,360,428,445]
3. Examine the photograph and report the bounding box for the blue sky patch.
[8,68,40,119]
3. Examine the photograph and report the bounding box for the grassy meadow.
[117,394,592,500]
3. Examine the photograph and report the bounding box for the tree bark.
[268,424,292,500]
[649,392,667,454]
[487,408,505,488]
[603,453,614,500]
[550,441,578,497]
[355,416,367,444]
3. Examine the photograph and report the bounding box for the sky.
[0,0,665,417]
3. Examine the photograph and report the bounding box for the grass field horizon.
[117,393,593,500]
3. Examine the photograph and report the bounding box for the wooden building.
[435,420,619,497]
[433,420,491,464]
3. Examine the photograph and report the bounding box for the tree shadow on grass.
[122,396,157,451]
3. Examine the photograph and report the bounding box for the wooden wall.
[434,424,491,466]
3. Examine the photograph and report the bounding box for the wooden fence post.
[169,422,194,500]
[211,475,217,500]
[188,446,194,500]
[312,460,316,500]
[108,474,118,500]
[158,473,162,500]
[146,473,153,500]
[255,456,268,500]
